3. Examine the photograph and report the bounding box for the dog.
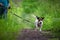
[32,15,44,31]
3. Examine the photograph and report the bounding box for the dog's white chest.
[35,19,38,24]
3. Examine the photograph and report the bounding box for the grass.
[0,0,60,40]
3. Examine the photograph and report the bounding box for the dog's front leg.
[40,27,42,31]
[39,22,43,31]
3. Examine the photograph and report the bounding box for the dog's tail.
[32,14,39,19]
[32,14,36,18]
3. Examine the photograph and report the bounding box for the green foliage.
[0,0,60,40]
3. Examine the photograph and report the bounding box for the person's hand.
[0,3,3,6]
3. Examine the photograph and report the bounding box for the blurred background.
[0,0,60,40]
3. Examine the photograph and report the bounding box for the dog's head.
[38,17,44,21]
[36,16,44,21]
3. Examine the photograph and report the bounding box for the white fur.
[32,14,43,31]
[39,21,43,31]
[35,17,43,31]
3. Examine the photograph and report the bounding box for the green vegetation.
[0,0,60,40]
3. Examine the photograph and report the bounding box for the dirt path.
[17,29,53,40]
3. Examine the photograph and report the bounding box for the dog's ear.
[36,16,39,19]
[42,17,44,19]
[41,17,44,20]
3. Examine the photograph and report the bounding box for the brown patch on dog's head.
[38,17,44,21]
[36,16,44,21]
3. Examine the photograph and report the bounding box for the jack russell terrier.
[32,15,44,31]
